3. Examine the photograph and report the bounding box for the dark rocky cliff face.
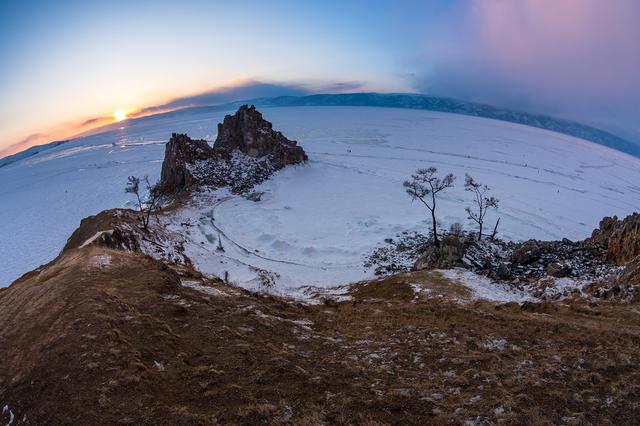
[158,106,307,194]
[213,104,307,167]
[159,133,214,193]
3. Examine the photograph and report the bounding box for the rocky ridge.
[366,214,640,302]
[3,243,640,424]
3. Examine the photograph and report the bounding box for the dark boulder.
[510,240,541,265]
[496,262,513,280]
[439,235,466,265]
[414,235,465,270]
[246,191,264,202]
[545,262,571,278]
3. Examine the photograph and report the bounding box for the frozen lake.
[1,106,639,288]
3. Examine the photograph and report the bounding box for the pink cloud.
[416,0,640,138]
[473,0,640,104]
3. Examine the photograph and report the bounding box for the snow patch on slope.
[437,268,533,303]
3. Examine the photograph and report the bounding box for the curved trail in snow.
[205,195,361,270]
[209,196,311,267]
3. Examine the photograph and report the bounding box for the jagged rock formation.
[159,133,214,193]
[609,220,640,264]
[158,106,307,194]
[588,214,640,287]
[213,104,307,167]
[589,213,640,265]
[588,216,619,247]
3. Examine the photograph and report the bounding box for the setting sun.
[113,109,128,122]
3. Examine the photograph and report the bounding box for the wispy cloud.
[135,79,366,116]
[136,80,309,115]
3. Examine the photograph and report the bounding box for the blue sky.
[1,0,638,155]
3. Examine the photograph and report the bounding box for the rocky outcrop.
[159,133,214,193]
[213,105,307,168]
[588,213,640,265]
[63,209,141,252]
[588,216,619,247]
[158,107,307,194]
[602,214,640,289]
[606,213,640,265]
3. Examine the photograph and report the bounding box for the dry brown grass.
[1,247,639,425]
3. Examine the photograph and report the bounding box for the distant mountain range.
[251,93,640,157]
[2,93,637,167]
[0,140,67,168]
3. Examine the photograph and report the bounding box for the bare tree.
[125,175,164,231]
[464,174,499,240]
[404,167,455,247]
[125,175,143,212]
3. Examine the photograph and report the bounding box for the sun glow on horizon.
[113,109,128,122]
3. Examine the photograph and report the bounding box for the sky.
[1,0,639,157]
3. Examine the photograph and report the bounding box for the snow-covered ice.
[1,106,640,290]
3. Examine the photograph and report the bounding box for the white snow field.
[1,106,640,290]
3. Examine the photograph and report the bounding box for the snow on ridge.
[436,268,533,303]
[180,279,229,298]
[79,230,114,249]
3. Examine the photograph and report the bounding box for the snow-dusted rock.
[158,106,307,195]
[214,104,307,167]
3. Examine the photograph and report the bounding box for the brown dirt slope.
[1,247,640,425]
